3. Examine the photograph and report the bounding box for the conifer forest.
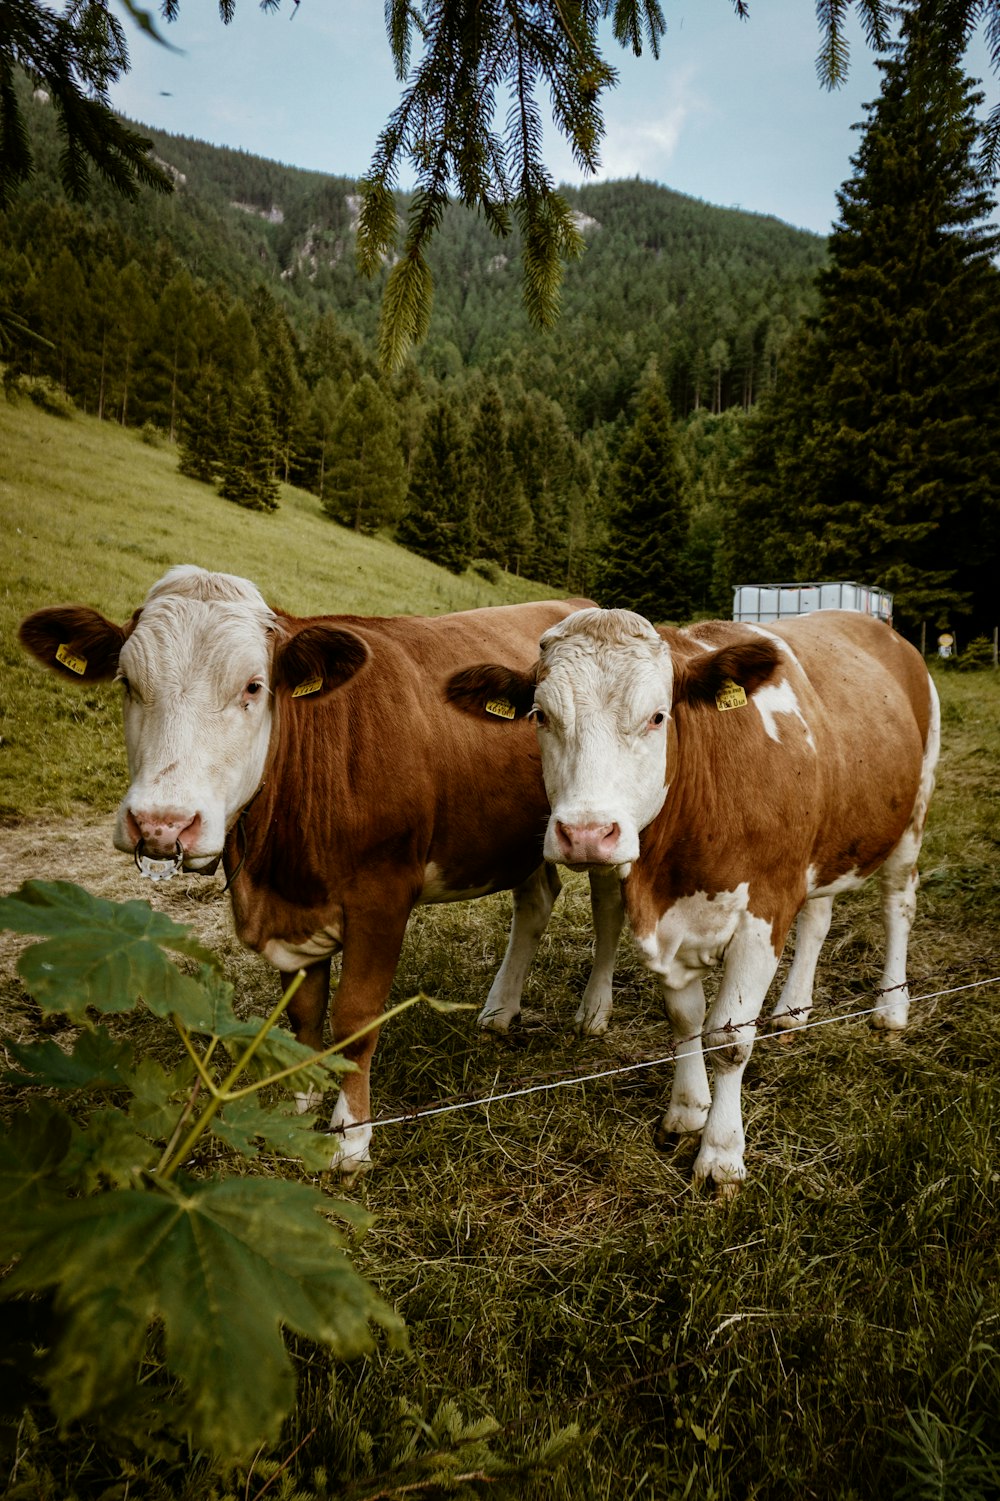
[2,2,998,641]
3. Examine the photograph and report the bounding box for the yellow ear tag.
[56,643,87,675]
[485,698,516,720]
[292,677,323,698]
[716,678,748,712]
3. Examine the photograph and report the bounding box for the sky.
[110,1,998,239]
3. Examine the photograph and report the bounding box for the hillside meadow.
[2,397,1000,1499]
[0,397,547,819]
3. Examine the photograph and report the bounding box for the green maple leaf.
[4,1176,402,1458]
[0,880,218,1026]
[212,1096,344,1174]
[0,1102,74,1250]
[4,1026,135,1089]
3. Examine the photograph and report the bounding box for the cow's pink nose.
[554,821,621,864]
[127,809,202,856]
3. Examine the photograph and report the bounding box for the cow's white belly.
[263,923,342,971]
[634,883,752,990]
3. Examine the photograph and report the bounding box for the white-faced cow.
[448,607,940,1189]
[19,567,624,1169]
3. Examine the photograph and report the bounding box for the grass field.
[0,397,548,818]
[2,398,1000,1500]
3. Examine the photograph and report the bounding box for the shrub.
[957,636,996,671]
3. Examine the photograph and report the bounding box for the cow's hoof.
[574,1006,610,1036]
[477,1006,516,1033]
[764,1013,805,1043]
[871,1008,909,1033]
[692,1146,746,1195]
[657,1102,710,1139]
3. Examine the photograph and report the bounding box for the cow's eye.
[646,711,666,731]
[118,676,131,698]
[242,680,266,709]
[528,706,547,728]
[245,681,262,696]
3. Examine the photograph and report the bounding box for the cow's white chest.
[263,922,342,971]
[634,883,752,990]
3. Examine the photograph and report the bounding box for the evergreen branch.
[377,250,435,371]
[815,0,853,88]
[357,177,401,276]
[607,0,666,59]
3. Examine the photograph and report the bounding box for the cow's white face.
[20,565,372,882]
[531,610,673,873]
[113,574,278,872]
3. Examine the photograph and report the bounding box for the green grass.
[2,398,1000,1499]
[0,396,550,818]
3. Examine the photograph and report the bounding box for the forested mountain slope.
[4,82,825,423]
[2,80,828,611]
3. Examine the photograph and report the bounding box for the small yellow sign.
[292,677,323,698]
[716,678,748,712]
[485,698,516,720]
[56,643,87,675]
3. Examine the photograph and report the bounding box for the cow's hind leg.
[282,957,332,1113]
[329,900,412,1171]
[874,679,940,1032]
[478,863,562,1031]
[768,896,834,1035]
[694,926,781,1190]
[657,977,712,1137]
[575,867,625,1035]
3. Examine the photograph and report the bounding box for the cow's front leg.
[575,867,625,1035]
[478,863,562,1031]
[658,977,712,1136]
[328,901,412,1172]
[694,929,780,1191]
[281,957,332,1113]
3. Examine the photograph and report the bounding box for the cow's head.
[19,565,369,879]
[448,607,781,874]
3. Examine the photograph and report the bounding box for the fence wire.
[326,973,1000,1138]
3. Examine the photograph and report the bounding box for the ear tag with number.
[485,698,516,720]
[56,643,88,676]
[716,678,748,712]
[292,677,323,698]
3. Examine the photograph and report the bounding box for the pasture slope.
[2,396,1000,1499]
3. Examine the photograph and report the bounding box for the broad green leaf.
[183,969,351,1091]
[3,1026,135,1089]
[0,880,218,1027]
[211,1097,345,1174]
[4,1176,402,1459]
[0,1101,73,1250]
[65,1108,158,1190]
[126,1057,196,1141]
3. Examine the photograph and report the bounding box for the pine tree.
[397,399,474,574]
[323,374,406,533]
[595,372,691,623]
[217,373,279,512]
[467,382,523,568]
[731,2,1000,636]
[178,367,229,486]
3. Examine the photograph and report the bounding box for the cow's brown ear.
[273,623,371,700]
[18,606,128,681]
[673,638,782,708]
[446,662,537,721]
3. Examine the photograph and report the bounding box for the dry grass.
[2,670,999,1500]
[2,398,999,1496]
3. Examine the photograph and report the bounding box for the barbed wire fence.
[326,972,1000,1139]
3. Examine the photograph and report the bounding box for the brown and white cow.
[19,566,624,1169]
[448,607,940,1188]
